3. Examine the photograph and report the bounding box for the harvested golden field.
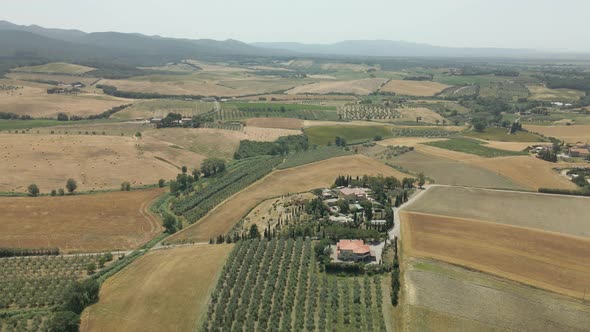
[395,107,446,123]
[143,128,242,160]
[237,94,355,102]
[113,99,214,120]
[479,140,550,151]
[526,84,585,101]
[376,137,448,147]
[379,80,449,96]
[6,72,99,86]
[414,144,577,190]
[81,244,233,332]
[405,186,590,237]
[0,83,131,118]
[524,124,590,144]
[285,78,387,95]
[168,155,409,243]
[243,126,302,140]
[245,117,304,129]
[100,78,239,97]
[401,211,590,299]
[403,258,590,332]
[13,62,95,75]
[0,134,205,192]
[0,189,163,253]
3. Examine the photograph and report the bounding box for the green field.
[277,146,354,169]
[424,138,526,157]
[463,128,545,142]
[305,125,393,146]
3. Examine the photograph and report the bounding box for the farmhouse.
[336,239,373,261]
[568,148,590,158]
[338,187,369,202]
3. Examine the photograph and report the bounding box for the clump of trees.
[391,237,400,306]
[27,184,40,197]
[66,179,77,194]
[200,158,226,177]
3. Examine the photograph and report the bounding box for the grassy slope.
[423,138,526,157]
[463,128,545,142]
[305,125,392,146]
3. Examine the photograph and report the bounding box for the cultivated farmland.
[405,186,590,237]
[526,84,585,102]
[202,238,386,332]
[403,258,590,331]
[167,155,408,243]
[0,189,163,252]
[80,244,233,332]
[12,62,95,75]
[414,144,580,190]
[245,117,304,129]
[112,99,214,120]
[524,124,590,144]
[286,78,387,95]
[0,83,131,118]
[305,125,393,145]
[338,104,401,121]
[379,80,449,96]
[401,211,590,298]
[0,134,204,192]
[388,151,526,190]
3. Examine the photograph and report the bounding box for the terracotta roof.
[337,239,371,255]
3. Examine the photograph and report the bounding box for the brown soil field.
[80,244,233,332]
[245,117,304,129]
[167,155,409,243]
[0,83,131,118]
[285,78,387,95]
[387,151,526,190]
[403,258,590,331]
[395,107,446,123]
[379,80,449,96]
[414,144,578,190]
[0,188,163,253]
[402,211,590,299]
[0,134,205,192]
[405,186,590,237]
[524,124,590,144]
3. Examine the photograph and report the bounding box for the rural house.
[336,239,373,261]
[337,187,369,202]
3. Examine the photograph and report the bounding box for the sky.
[2,0,590,52]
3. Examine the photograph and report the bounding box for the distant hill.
[0,20,286,69]
[252,40,541,58]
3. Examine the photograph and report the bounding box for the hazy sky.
[2,0,589,51]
